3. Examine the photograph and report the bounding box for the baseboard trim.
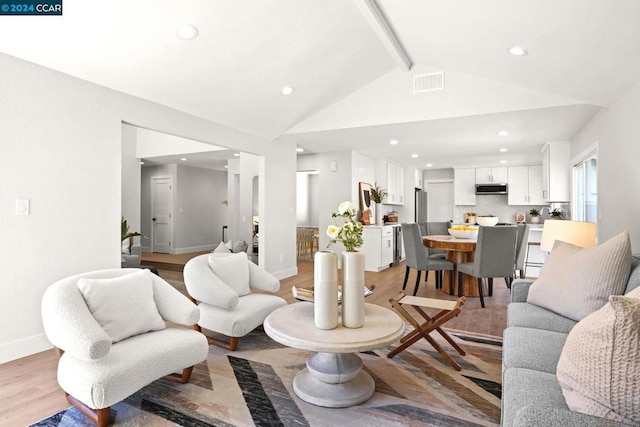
[171,245,215,255]
[272,266,298,280]
[0,333,52,365]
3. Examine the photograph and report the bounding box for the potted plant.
[370,184,387,225]
[550,208,564,219]
[121,217,142,254]
[529,208,541,224]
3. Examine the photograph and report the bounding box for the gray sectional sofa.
[501,254,640,426]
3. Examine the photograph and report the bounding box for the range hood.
[476,183,508,195]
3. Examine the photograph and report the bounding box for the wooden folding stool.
[388,291,466,371]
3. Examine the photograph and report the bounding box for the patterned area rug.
[32,328,502,427]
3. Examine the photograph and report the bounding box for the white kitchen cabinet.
[454,168,476,205]
[524,226,546,278]
[542,142,570,202]
[508,165,545,205]
[475,167,508,184]
[385,162,405,205]
[362,225,395,272]
[414,168,423,189]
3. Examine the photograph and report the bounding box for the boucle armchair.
[41,268,208,427]
[184,252,287,351]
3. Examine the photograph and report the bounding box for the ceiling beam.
[353,0,412,72]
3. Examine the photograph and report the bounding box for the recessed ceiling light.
[508,46,528,56]
[389,139,399,145]
[500,160,507,164]
[296,147,304,152]
[224,165,228,168]
[181,157,187,161]
[499,148,508,152]
[233,153,240,157]
[176,24,199,41]
[411,154,419,158]
[426,163,433,167]
[498,130,509,136]
[139,161,145,165]
[281,86,294,95]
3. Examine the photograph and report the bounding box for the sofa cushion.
[208,252,250,296]
[508,302,577,334]
[528,231,631,321]
[555,286,640,424]
[503,327,567,374]
[502,368,568,427]
[77,270,166,343]
[232,240,249,253]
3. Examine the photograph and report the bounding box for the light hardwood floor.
[0,252,510,426]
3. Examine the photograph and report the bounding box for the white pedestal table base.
[293,352,374,407]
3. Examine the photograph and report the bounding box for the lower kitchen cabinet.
[362,225,397,272]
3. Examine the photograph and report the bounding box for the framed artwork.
[359,182,375,225]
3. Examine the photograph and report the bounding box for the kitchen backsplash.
[454,195,550,224]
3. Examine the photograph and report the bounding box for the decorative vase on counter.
[375,203,383,225]
[314,251,339,329]
[341,251,365,328]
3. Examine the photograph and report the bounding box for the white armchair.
[41,268,208,427]
[184,253,287,351]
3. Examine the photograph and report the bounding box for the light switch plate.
[16,198,30,216]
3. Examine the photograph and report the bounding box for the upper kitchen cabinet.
[454,168,476,205]
[385,162,405,205]
[542,142,571,202]
[414,168,423,190]
[508,165,545,205]
[475,167,508,184]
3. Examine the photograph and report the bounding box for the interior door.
[426,181,454,222]
[152,176,173,253]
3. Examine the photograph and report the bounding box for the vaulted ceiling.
[1,0,639,169]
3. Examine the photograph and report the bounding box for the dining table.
[422,235,480,297]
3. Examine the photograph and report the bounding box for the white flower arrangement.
[327,201,363,252]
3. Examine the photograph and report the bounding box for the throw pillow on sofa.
[556,286,640,424]
[208,252,251,296]
[528,231,631,321]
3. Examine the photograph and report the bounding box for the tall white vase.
[341,251,365,328]
[314,251,339,329]
[375,203,383,225]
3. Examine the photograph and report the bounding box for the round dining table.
[423,235,480,297]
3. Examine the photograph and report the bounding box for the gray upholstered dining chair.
[513,224,530,282]
[401,223,454,295]
[457,225,518,308]
[426,221,450,260]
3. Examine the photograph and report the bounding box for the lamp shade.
[539,220,597,252]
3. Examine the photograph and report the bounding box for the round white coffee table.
[263,302,404,408]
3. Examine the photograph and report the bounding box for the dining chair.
[513,223,530,282]
[426,221,450,260]
[401,223,454,295]
[457,225,518,308]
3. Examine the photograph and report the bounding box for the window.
[573,151,597,222]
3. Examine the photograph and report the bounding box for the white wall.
[0,52,297,364]
[297,152,353,253]
[174,165,227,252]
[571,81,640,251]
[121,123,142,241]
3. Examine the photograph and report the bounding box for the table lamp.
[539,220,597,252]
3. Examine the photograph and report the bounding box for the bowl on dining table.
[448,225,479,239]
[476,216,499,226]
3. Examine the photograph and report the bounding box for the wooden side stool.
[388,291,466,370]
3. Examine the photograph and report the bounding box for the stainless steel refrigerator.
[415,188,428,223]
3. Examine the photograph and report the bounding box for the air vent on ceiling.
[413,71,445,93]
